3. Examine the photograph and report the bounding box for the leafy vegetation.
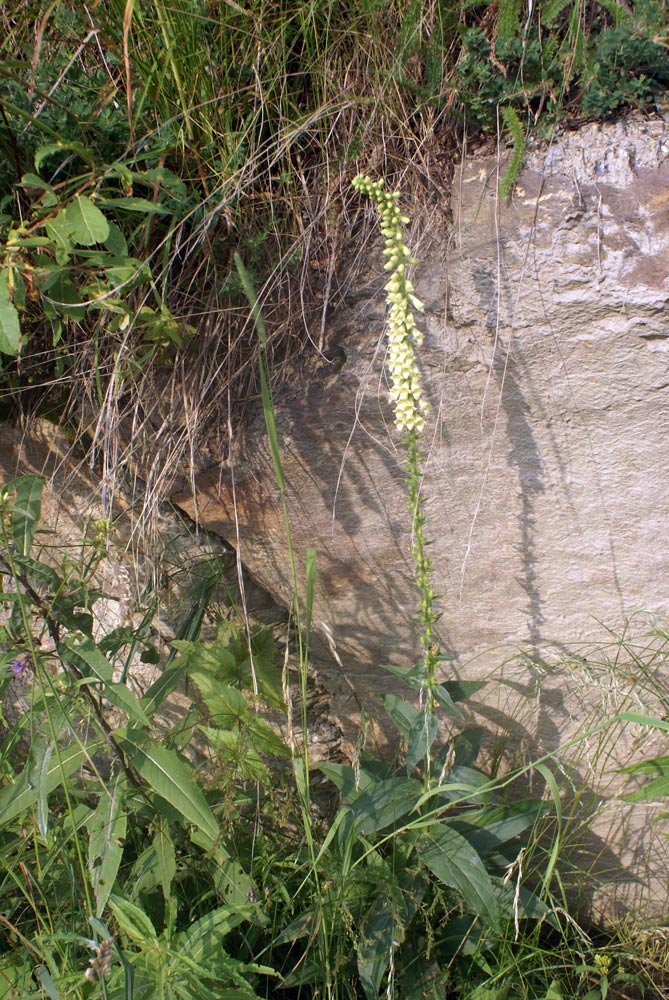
[2,470,665,999]
[1,3,669,998]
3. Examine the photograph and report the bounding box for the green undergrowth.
[0,478,667,1000]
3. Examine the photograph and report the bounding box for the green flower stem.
[406,429,439,707]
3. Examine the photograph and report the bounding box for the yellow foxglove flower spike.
[352,174,429,434]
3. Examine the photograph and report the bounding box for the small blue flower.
[10,653,32,683]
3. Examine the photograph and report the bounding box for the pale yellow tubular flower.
[353,174,428,434]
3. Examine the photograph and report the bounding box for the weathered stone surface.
[172,114,669,922]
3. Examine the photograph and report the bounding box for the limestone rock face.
[173,115,669,921]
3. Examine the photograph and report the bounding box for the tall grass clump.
[1,0,668,513]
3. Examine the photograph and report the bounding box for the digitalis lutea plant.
[353,174,440,772]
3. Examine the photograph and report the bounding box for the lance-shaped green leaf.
[59,637,151,726]
[176,906,254,964]
[35,966,61,1000]
[621,755,669,801]
[114,733,219,845]
[357,870,424,1000]
[350,776,422,835]
[5,475,43,555]
[152,816,176,901]
[0,742,85,827]
[0,272,20,355]
[406,707,439,774]
[109,893,158,944]
[89,775,128,916]
[416,824,499,927]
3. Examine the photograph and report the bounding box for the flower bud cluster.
[352,174,428,433]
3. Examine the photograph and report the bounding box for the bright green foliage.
[0,477,667,997]
[1,1,668,979]
[0,477,284,998]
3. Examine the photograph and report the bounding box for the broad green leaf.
[6,235,52,248]
[441,679,487,701]
[358,899,399,1000]
[89,776,127,916]
[622,753,669,800]
[34,264,71,293]
[20,172,54,191]
[491,877,559,928]
[383,694,420,739]
[451,800,547,859]
[176,906,252,963]
[10,271,26,309]
[34,140,94,171]
[451,726,484,767]
[248,716,289,757]
[357,872,423,1000]
[115,734,219,845]
[416,824,499,926]
[109,893,158,944]
[0,272,20,355]
[190,831,260,910]
[399,958,443,1000]
[0,743,85,827]
[380,662,427,688]
[214,994,267,1000]
[10,553,60,593]
[624,775,669,801]
[105,261,145,287]
[6,475,43,555]
[143,166,187,198]
[173,642,237,685]
[194,683,248,727]
[469,987,511,1000]
[271,908,317,946]
[59,638,151,726]
[44,210,74,260]
[43,272,85,318]
[621,755,669,775]
[141,658,190,719]
[406,707,439,774]
[317,761,379,799]
[65,195,110,246]
[432,683,464,716]
[103,221,129,257]
[350,777,422,835]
